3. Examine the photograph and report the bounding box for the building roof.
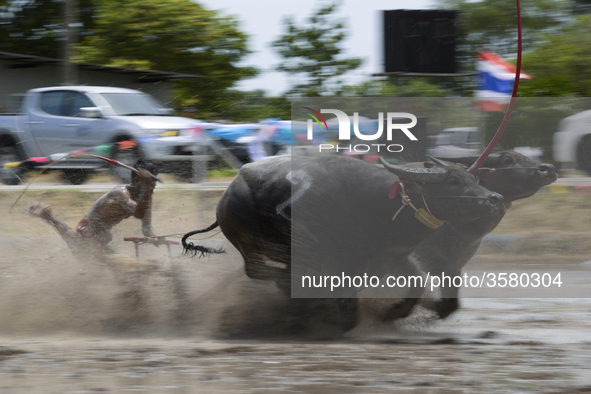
[0,51,200,82]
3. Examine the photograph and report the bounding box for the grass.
[478,190,591,262]
[207,167,240,178]
[494,191,591,234]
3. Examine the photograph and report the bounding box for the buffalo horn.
[425,155,449,167]
[380,157,448,183]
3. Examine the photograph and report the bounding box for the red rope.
[468,0,522,174]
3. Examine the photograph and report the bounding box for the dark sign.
[383,9,458,74]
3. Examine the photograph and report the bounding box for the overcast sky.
[197,0,436,96]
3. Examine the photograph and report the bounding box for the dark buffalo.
[408,151,557,319]
[182,155,505,331]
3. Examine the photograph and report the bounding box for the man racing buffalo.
[29,159,162,256]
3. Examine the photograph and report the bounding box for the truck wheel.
[111,141,140,184]
[0,146,24,185]
[577,135,591,174]
[62,169,90,185]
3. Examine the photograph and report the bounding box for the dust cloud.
[0,234,407,340]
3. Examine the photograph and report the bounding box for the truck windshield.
[99,93,169,116]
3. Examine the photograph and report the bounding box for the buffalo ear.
[482,152,503,166]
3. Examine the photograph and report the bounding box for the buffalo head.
[380,157,505,222]
[442,151,558,202]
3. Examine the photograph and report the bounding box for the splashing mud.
[0,233,363,339]
[2,188,591,392]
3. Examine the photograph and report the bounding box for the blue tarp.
[195,117,381,146]
[202,124,258,142]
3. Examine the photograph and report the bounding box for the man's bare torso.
[30,166,158,255]
[82,185,138,231]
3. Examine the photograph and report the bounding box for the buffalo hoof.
[379,298,420,322]
[435,298,460,319]
[307,298,359,333]
[275,277,291,297]
[421,297,460,319]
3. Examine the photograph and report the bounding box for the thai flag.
[475,51,532,111]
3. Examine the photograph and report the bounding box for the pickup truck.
[426,127,481,159]
[0,86,213,185]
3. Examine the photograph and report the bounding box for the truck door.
[29,90,103,156]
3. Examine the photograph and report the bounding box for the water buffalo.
[182,155,505,331]
[408,151,557,319]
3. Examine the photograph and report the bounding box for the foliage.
[336,0,570,99]
[0,0,96,58]
[573,0,591,14]
[520,15,591,97]
[438,0,570,73]
[0,0,258,119]
[272,1,362,97]
[216,90,291,122]
[207,166,239,178]
[340,78,452,97]
[75,0,258,119]
[183,89,290,122]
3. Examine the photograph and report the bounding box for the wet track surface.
[0,325,590,394]
[0,235,590,393]
[1,177,590,393]
[1,299,591,393]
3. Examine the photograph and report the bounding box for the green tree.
[0,0,96,58]
[272,1,362,97]
[0,0,258,119]
[201,89,291,122]
[75,0,258,118]
[573,0,591,14]
[439,0,569,72]
[520,15,591,97]
[341,78,451,97]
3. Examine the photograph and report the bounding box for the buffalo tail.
[181,222,225,257]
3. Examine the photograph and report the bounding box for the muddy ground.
[0,183,590,393]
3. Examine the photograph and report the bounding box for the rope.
[391,183,443,229]
[477,167,541,172]
[391,183,410,221]
[389,184,503,228]
[425,195,496,199]
[10,153,76,212]
[421,193,435,217]
[149,230,222,240]
[9,152,160,213]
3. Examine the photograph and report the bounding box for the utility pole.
[61,0,79,85]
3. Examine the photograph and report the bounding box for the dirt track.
[1,186,591,392]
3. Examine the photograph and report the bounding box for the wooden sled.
[123,237,180,259]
